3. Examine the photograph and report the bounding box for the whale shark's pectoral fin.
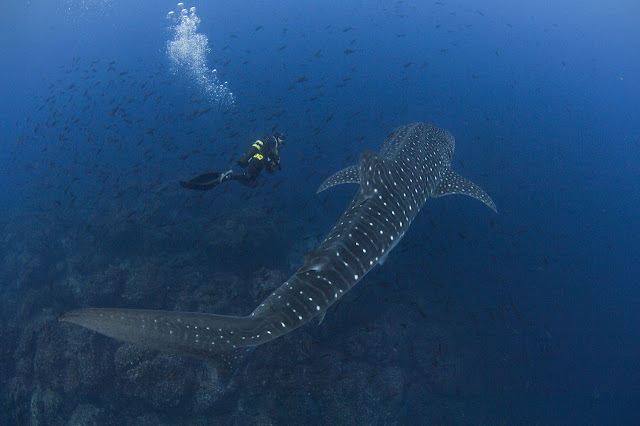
[316,165,360,194]
[434,167,497,212]
[207,347,254,387]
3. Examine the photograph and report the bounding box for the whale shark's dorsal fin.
[316,165,360,194]
[355,150,386,204]
[434,167,497,212]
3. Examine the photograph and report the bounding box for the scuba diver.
[180,132,286,191]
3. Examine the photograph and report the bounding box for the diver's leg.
[229,172,254,187]
[234,160,262,187]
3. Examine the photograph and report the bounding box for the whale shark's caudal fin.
[59,308,264,356]
[433,167,497,212]
[59,308,259,385]
[316,165,360,194]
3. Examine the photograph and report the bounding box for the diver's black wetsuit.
[179,134,284,191]
[228,136,281,187]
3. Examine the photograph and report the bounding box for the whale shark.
[60,122,496,360]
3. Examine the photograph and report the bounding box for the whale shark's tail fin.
[59,308,260,386]
[58,308,268,355]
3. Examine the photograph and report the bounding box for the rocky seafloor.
[0,200,475,425]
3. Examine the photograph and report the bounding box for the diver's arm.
[265,153,281,172]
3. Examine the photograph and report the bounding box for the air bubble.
[166,3,234,107]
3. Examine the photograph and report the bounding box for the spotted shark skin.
[60,123,496,359]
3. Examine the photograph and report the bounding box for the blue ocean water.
[1,0,638,423]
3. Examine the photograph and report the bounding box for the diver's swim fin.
[180,172,222,191]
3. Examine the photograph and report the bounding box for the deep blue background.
[1,0,639,423]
